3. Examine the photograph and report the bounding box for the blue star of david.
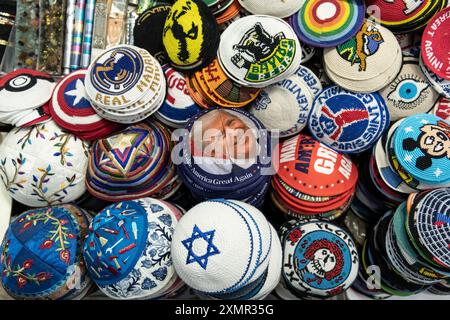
[182,225,220,270]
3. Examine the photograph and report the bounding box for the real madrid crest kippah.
[162,0,220,71]
[85,45,166,124]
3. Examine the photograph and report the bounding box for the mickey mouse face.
[0,69,55,112]
[419,124,450,159]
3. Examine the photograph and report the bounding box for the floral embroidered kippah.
[0,205,90,300]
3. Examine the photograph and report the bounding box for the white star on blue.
[65,79,88,107]
[182,225,220,270]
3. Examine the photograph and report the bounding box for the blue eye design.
[387,74,430,110]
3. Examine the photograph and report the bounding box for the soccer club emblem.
[282,222,358,297]
[91,46,144,96]
[319,101,369,143]
[337,21,384,72]
[309,87,388,153]
[231,22,296,83]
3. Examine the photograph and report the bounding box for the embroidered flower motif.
[0,154,27,194]
[141,278,157,290]
[17,276,27,288]
[20,221,34,233]
[23,259,33,270]
[151,267,167,281]
[40,239,53,249]
[37,272,51,281]
[149,248,157,257]
[141,259,154,269]
[150,232,159,241]
[60,249,70,264]
[149,204,164,213]
[158,214,173,226]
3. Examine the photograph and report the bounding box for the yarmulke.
[281,220,359,298]
[84,198,182,300]
[162,0,220,71]
[323,20,403,93]
[176,108,272,206]
[85,45,166,124]
[249,74,313,138]
[191,58,261,108]
[272,134,358,219]
[171,199,276,299]
[204,0,235,16]
[49,69,122,140]
[407,189,450,269]
[366,0,444,33]
[0,69,55,127]
[237,0,304,18]
[421,7,450,81]
[300,44,316,63]
[374,121,416,194]
[154,65,201,128]
[0,120,89,207]
[0,135,11,244]
[215,0,241,25]
[363,211,430,296]
[290,0,365,48]
[434,97,450,122]
[392,202,449,284]
[420,55,450,99]
[393,114,450,185]
[134,4,172,65]
[0,205,91,300]
[293,65,323,99]
[380,57,440,121]
[308,85,390,154]
[86,121,179,201]
[218,15,302,88]
[249,224,281,300]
